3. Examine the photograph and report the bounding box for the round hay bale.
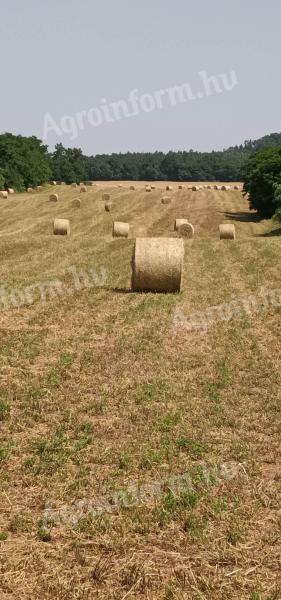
[105,201,112,212]
[166,185,173,191]
[187,185,193,190]
[118,184,123,188]
[49,193,58,202]
[54,218,70,236]
[71,183,77,188]
[112,221,129,238]
[161,196,171,204]
[221,185,230,191]
[132,237,184,293]
[0,191,8,199]
[192,186,199,191]
[80,186,87,192]
[130,185,135,190]
[51,181,57,186]
[174,218,188,231]
[145,186,152,192]
[102,193,110,201]
[151,185,156,190]
[27,187,33,193]
[178,185,183,189]
[36,186,43,192]
[214,185,222,190]
[61,182,66,185]
[72,198,81,208]
[234,185,240,190]
[219,224,235,240]
[177,222,194,238]
[206,185,212,189]
[8,188,15,194]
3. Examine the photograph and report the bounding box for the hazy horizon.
[1,0,280,155]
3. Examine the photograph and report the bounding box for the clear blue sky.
[1,0,280,154]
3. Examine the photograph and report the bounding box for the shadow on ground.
[221,211,260,223]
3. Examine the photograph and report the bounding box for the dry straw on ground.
[219,224,236,240]
[102,193,110,201]
[112,221,129,238]
[132,237,184,293]
[53,218,71,236]
[130,185,135,190]
[161,196,171,204]
[177,222,194,238]
[151,185,156,189]
[49,194,58,202]
[0,191,8,199]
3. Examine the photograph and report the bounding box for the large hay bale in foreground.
[80,185,87,192]
[0,191,8,199]
[161,196,171,204]
[177,222,194,238]
[49,193,58,202]
[132,237,184,293]
[219,224,235,240]
[54,218,70,236]
[102,193,110,201]
[72,198,81,208]
[166,185,173,191]
[105,201,112,212]
[112,221,129,238]
[8,188,15,194]
[174,218,189,231]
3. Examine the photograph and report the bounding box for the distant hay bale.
[161,196,171,204]
[198,186,203,190]
[234,185,240,190]
[174,218,189,231]
[0,191,8,199]
[192,186,199,191]
[118,184,123,188]
[71,183,77,188]
[130,185,135,190]
[27,187,33,193]
[214,185,222,190]
[145,185,152,192]
[151,185,156,190]
[8,188,15,194]
[221,185,231,191]
[177,222,194,238]
[51,181,57,186]
[61,182,66,185]
[166,185,173,191]
[178,185,183,189]
[54,218,70,236]
[112,221,129,238]
[80,186,87,192]
[36,186,43,192]
[206,185,212,189]
[49,193,58,202]
[219,224,236,240]
[187,185,193,190]
[72,198,81,208]
[105,201,112,212]
[102,193,110,201]
[132,237,184,293]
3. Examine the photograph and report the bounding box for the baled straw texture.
[166,185,173,191]
[221,185,230,191]
[219,224,236,240]
[54,218,71,236]
[72,183,77,188]
[177,222,194,238]
[72,198,81,208]
[174,218,188,231]
[49,194,58,202]
[234,185,240,190]
[192,186,199,191]
[27,187,33,193]
[161,196,171,204]
[0,191,8,199]
[36,186,43,192]
[146,186,152,192]
[178,185,183,189]
[132,237,184,293]
[8,188,15,194]
[80,185,87,192]
[112,221,129,238]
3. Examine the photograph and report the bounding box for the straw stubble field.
[0,183,280,600]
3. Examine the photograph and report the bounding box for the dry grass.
[0,182,280,599]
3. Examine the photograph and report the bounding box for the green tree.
[243,147,281,218]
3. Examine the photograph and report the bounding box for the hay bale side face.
[174,218,188,231]
[27,187,33,193]
[219,224,235,240]
[51,181,57,186]
[36,186,43,192]
[161,196,171,204]
[105,202,112,212]
[234,185,240,190]
[145,186,152,192]
[166,185,173,191]
[53,218,71,236]
[0,191,8,199]
[72,198,81,208]
[49,193,58,202]
[102,193,110,201]
[132,237,184,293]
[112,221,129,238]
[80,186,87,192]
[192,186,199,191]
[151,185,156,190]
[178,185,183,189]
[177,222,194,238]
[8,188,15,194]
[72,183,77,188]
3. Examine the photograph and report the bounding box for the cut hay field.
[0,183,280,600]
